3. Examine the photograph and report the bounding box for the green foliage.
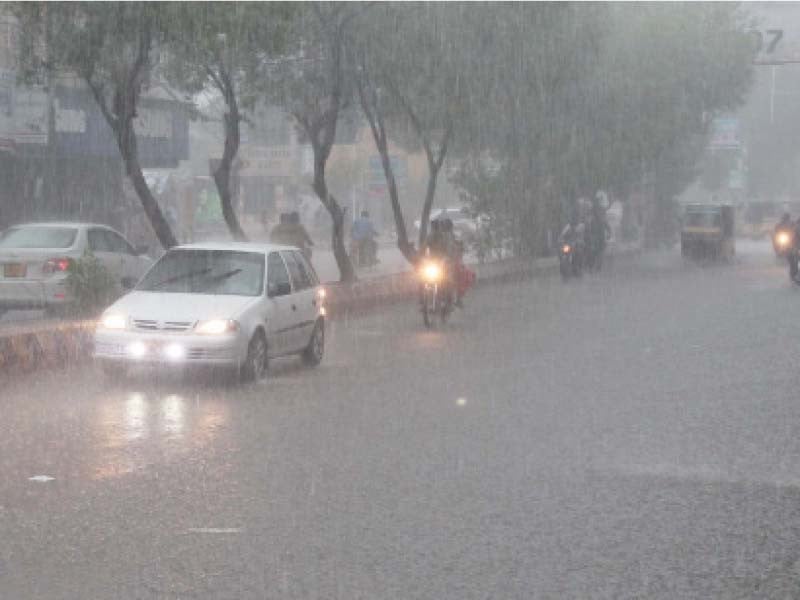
[12,2,757,258]
[453,3,755,254]
[65,252,117,317]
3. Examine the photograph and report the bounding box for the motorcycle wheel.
[422,285,437,328]
[439,290,452,325]
[559,259,569,280]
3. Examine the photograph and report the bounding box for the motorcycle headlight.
[195,319,239,335]
[562,244,572,254]
[100,313,127,330]
[777,232,791,246]
[421,262,442,283]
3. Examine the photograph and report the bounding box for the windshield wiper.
[196,268,243,292]
[145,268,212,290]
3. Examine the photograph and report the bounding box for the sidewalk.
[311,244,412,283]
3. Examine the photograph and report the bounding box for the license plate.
[3,263,26,278]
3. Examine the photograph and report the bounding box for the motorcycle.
[773,227,793,259]
[350,237,378,268]
[559,242,582,280]
[418,254,454,328]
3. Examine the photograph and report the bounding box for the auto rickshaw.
[680,204,735,262]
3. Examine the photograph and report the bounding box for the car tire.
[302,320,324,367]
[240,330,268,382]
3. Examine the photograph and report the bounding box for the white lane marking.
[186,527,241,534]
[28,475,55,482]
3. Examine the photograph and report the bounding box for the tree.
[453,3,754,254]
[355,4,467,258]
[163,3,294,241]
[259,2,361,283]
[16,2,178,248]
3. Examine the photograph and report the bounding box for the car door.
[265,251,295,357]
[282,250,317,351]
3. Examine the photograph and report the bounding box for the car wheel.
[302,320,324,367]
[240,331,268,382]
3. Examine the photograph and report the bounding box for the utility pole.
[42,4,56,215]
[770,65,776,124]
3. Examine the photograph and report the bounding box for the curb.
[0,319,95,375]
[0,246,639,377]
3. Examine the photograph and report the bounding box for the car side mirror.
[268,281,292,297]
[135,245,149,256]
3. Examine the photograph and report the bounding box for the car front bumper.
[94,329,245,367]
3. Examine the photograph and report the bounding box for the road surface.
[2,241,800,599]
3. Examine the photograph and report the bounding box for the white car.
[0,222,152,317]
[94,242,326,382]
[413,207,484,237]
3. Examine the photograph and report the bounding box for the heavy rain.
[0,1,799,598]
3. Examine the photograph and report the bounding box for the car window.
[267,252,291,291]
[283,251,311,291]
[88,229,111,252]
[294,251,318,286]
[104,230,135,254]
[0,226,78,249]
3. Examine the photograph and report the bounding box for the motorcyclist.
[789,217,800,283]
[586,204,611,271]
[271,211,315,259]
[351,210,379,266]
[559,219,586,271]
[422,218,451,275]
[775,212,794,260]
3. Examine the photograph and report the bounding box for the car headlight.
[100,313,127,330]
[420,262,442,283]
[195,319,239,335]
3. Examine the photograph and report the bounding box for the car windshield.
[0,226,78,248]
[136,249,264,296]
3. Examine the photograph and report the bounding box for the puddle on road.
[89,391,230,481]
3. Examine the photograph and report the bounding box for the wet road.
[3,242,800,599]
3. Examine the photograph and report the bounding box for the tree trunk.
[212,75,247,241]
[379,146,417,263]
[311,150,356,283]
[113,114,177,249]
[83,33,177,250]
[357,83,417,264]
[329,201,352,283]
[418,166,440,250]
[125,145,178,249]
